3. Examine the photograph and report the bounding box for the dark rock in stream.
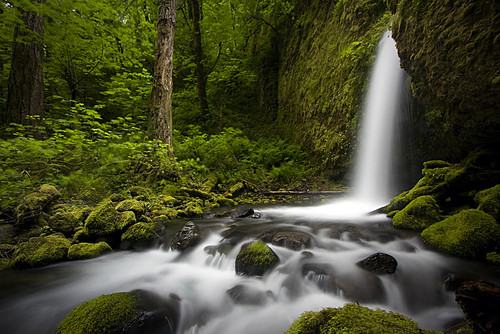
[231,206,255,218]
[226,284,275,305]
[455,280,500,334]
[272,231,312,250]
[357,252,398,274]
[170,221,201,251]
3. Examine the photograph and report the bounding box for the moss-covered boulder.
[392,195,442,231]
[486,252,500,266]
[285,303,438,334]
[115,211,137,232]
[180,187,212,200]
[16,184,61,226]
[67,242,112,261]
[474,184,500,222]
[56,290,179,334]
[129,186,151,199]
[12,234,71,269]
[115,199,147,218]
[48,211,80,237]
[421,209,500,259]
[121,222,157,250]
[83,199,118,239]
[235,241,280,277]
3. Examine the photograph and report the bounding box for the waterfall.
[352,30,406,205]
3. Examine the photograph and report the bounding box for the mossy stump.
[235,240,280,277]
[421,209,500,259]
[285,303,438,334]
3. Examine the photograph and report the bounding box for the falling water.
[353,30,406,204]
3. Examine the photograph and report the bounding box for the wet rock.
[235,241,279,277]
[301,263,334,277]
[170,222,201,251]
[455,280,500,334]
[232,206,255,218]
[257,231,275,243]
[330,274,385,303]
[16,184,61,226]
[392,195,442,231]
[226,284,274,305]
[12,234,71,269]
[204,242,233,256]
[56,290,179,334]
[421,209,500,259]
[272,231,312,250]
[68,242,112,261]
[357,252,398,274]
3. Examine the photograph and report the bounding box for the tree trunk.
[149,0,178,153]
[5,0,45,128]
[188,0,209,120]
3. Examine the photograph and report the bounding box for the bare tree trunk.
[188,0,209,120]
[149,0,178,154]
[5,0,45,128]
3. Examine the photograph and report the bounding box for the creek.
[0,31,498,333]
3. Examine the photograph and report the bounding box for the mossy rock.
[48,211,80,236]
[235,240,280,277]
[12,234,71,269]
[121,222,157,249]
[115,199,146,217]
[129,186,151,198]
[392,195,442,231]
[16,184,61,226]
[474,184,500,222]
[386,161,467,211]
[215,196,237,207]
[486,252,500,266]
[83,199,118,238]
[421,209,500,259]
[56,290,179,334]
[115,211,137,232]
[67,242,112,261]
[285,303,438,334]
[179,187,212,200]
[183,200,204,217]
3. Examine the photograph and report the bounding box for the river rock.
[232,206,255,218]
[12,234,71,269]
[170,222,201,251]
[357,252,398,274]
[392,195,442,231]
[226,284,274,305]
[272,231,312,250]
[83,199,118,239]
[121,222,159,250]
[56,290,179,334]
[67,242,112,260]
[235,240,279,277]
[455,280,500,334]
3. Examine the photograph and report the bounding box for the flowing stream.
[1,31,499,333]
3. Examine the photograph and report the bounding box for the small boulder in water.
[235,241,279,277]
[357,252,398,274]
[226,284,274,305]
[272,231,312,250]
[231,206,255,218]
[170,221,201,251]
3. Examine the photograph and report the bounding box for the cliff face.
[390,0,500,160]
[275,0,390,179]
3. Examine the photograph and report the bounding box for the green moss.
[115,211,137,232]
[183,200,204,217]
[121,222,155,243]
[83,199,118,238]
[115,199,146,217]
[474,184,500,221]
[421,209,500,259]
[285,303,438,334]
[12,234,71,269]
[56,292,137,334]
[235,241,280,277]
[68,242,112,261]
[392,195,441,231]
[129,186,151,198]
[486,252,500,265]
[16,184,61,225]
[180,187,212,200]
[48,211,79,236]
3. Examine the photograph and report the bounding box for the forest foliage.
[0,0,309,217]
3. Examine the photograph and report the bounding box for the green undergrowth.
[0,104,311,218]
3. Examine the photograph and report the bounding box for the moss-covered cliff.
[276,0,391,179]
[390,0,500,160]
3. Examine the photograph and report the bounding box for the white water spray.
[353,30,406,204]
